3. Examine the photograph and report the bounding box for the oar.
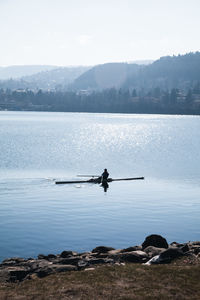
[109,177,144,182]
[77,175,100,177]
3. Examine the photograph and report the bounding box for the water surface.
[0,111,200,261]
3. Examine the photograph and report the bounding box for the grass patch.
[0,259,200,299]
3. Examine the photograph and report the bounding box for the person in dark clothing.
[101,169,109,181]
[101,169,109,192]
[95,169,109,187]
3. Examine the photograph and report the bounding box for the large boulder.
[91,246,115,254]
[159,248,184,262]
[145,247,184,265]
[0,267,31,282]
[142,234,168,249]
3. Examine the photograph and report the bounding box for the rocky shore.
[1,234,200,283]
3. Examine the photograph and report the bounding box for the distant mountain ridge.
[70,52,200,92]
[21,66,91,90]
[0,65,58,80]
[0,53,200,91]
[123,52,200,91]
[0,66,91,90]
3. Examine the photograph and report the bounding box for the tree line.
[0,84,200,115]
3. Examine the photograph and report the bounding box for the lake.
[0,111,200,262]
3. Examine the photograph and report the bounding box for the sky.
[0,0,200,66]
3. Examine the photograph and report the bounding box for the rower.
[101,169,109,182]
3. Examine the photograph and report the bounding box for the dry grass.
[0,257,200,300]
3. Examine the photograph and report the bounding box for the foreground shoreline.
[1,234,200,283]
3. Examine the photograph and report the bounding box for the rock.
[145,247,184,265]
[0,267,30,282]
[170,242,181,247]
[38,254,48,260]
[79,252,92,257]
[170,242,190,253]
[119,251,148,263]
[94,253,111,258]
[188,244,200,254]
[159,248,184,263]
[1,257,26,266]
[28,260,53,272]
[91,246,115,254]
[192,246,200,255]
[60,251,76,258]
[108,249,122,255]
[47,254,57,260]
[179,244,190,253]
[88,258,114,265]
[143,246,166,258]
[142,234,168,249]
[77,260,88,269]
[190,241,200,246]
[36,264,76,278]
[55,257,81,265]
[121,246,142,253]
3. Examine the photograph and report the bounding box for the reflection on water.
[0,111,200,261]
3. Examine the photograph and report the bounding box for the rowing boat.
[55,177,144,184]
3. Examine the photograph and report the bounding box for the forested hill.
[0,66,91,90]
[70,63,142,90]
[21,66,91,90]
[123,52,200,91]
[70,52,200,92]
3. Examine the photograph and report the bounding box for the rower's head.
[104,168,107,172]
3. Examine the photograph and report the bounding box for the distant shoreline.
[1,109,200,117]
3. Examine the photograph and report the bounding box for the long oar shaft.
[77,175,100,177]
[110,177,144,182]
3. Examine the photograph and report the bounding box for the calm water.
[0,111,200,262]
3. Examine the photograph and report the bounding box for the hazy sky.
[0,0,200,66]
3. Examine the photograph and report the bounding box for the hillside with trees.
[0,52,200,115]
[69,63,142,90]
[70,52,200,92]
[0,66,91,91]
[123,52,200,91]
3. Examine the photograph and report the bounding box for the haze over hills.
[0,53,200,92]
[0,60,152,81]
[21,66,91,90]
[0,66,92,90]
[70,52,200,92]
[69,63,142,90]
[0,65,58,80]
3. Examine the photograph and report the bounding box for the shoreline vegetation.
[1,234,200,299]
[0,86,200,116]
